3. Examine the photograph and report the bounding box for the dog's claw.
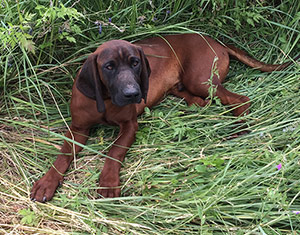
[42,196,47,202]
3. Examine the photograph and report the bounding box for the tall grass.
[1,0,299,234]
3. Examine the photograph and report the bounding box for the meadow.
[0,0,299,234]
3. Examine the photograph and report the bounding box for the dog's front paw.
[98,171,121,198]
[30,170,63,202]
[97,185,121,198]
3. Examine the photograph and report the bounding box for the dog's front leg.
[30,125,90,202]
[98,119,138,198]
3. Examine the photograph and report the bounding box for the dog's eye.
[131,60,139,67]
[106,65,113,70]
[105,62,114,71]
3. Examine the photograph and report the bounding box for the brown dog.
[31,33,296,202]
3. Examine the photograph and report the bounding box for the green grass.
[1,0,300,234]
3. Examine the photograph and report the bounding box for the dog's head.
[76,40,151,113]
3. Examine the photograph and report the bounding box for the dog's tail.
[225,44,299,72]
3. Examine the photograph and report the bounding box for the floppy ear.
[138,47,151,103]
[76,53,106,113]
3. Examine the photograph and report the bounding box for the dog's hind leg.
[170,83,209,107]
[214,85,250,117]
[181,72,250,117]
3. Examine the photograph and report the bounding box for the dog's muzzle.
[112,82,142,106]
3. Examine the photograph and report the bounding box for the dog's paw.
[98,172,121,198]
[187,97,209,107]
[97,186,121,198]
[30,171,63,202]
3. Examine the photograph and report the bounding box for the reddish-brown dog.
[31,33,296,202]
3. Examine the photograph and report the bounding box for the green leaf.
[71,24,82,34]
[213,158,225,169]
[18,209,29,216]
[246,18,254,27]
[18,209,38,226]
[21,38,35,54]
[195,165,207,173]
[66,36,76,43]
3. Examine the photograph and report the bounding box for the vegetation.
[0,0,299,234]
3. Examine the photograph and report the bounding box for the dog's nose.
[123,86,140,98]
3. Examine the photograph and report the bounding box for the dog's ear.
[76,53,106,113]
[138,47,151,103]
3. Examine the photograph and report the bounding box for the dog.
[30,33,297,202]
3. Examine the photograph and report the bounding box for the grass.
[1,0,300,234]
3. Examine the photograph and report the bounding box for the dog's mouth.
[112,95,142,107]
